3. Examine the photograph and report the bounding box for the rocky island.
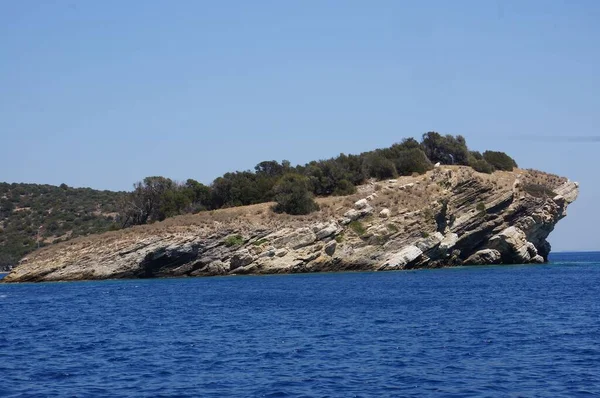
[2,166,578,283]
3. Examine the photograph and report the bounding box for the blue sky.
[1,1,598,251]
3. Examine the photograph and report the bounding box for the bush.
[421,132,469,165]
[273,174,319,215]
[523,184,557,198]
[395,148,433,176]
[469,158,494,174]
[483,151,518,171]
[224,234,244,247]
[332,179,356,196]
[349,220,366,236]
[363,153,398,180]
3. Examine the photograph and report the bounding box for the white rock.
[434,162,441,168]
[354,199,369,210]
[464,249,502,265]
[379,208,391,218]
[381,246,423,269]
[315,223,339,240]
[439,233,459,252]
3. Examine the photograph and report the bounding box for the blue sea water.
[1,252,599,397]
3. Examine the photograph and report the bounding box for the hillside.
[2,167,578,283]
[0,183,125,270]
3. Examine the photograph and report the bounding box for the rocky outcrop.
[2,167,579,283]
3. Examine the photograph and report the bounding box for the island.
[2,164,578,283]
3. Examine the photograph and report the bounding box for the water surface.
[1,253,599,397]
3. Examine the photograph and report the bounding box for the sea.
[0,252,599,397]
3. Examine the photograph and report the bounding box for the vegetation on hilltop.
[119,132,518,224]
[0,183,125,269]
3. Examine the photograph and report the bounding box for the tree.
[273,174,319,215]
[421,132,469,165]
[119,176,176,227]
[394,148,433,175]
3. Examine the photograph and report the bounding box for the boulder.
[381,246,423,270]
[275,248,288,257]
[439,233,458,253]
[488,226,532,263]
[272,228,316,250]
[324,241,337,256]
[341,205,373,225]
[315,223,339,240]
[354,199,369,210]
[230,249,255,271]
[531,255,545,264]
[379,209,391,218]
[463,249,502,265]
[415,232,444,252]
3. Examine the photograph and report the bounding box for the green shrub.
[332,179,356,196]
[273,174,319,215]
[252,238,268,246]
[523,184,557,198]
[363,153,398,180]
[395,148,433,176]
[476,202,486,212]
[349,220,366,236]
[224,234,244,247]
[469,158,494,174]
[483,151,518,171]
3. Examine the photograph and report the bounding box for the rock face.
[2,167,579,283]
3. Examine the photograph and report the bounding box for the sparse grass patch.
[349,221,366,236]
[224,234,244,247]
[523,183,557,198]
[252,238,268,246]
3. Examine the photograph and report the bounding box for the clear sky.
[1,1,598,251]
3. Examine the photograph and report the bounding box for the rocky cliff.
[2,167,578,283]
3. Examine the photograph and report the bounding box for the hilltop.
[0,183,124,270]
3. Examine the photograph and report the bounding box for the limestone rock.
[415,232,444,252]
[341,205,373,225]
[488,226,532,263]
[324,241,337,257]
[354,199,369,210]
[464,249,502,265]
[381,246,423,270]
[379,209,391,218]
[230,249,255,270]
[315,223,339,240]
[439,233,458,253]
